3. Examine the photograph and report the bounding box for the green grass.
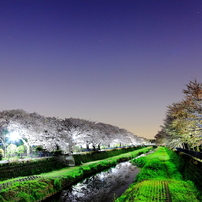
[0,147,153,202]
[116,179,200,202]
[73,146,144,165]
[40,147,152,178]
[168,179,199,202]
[116,147,202,202]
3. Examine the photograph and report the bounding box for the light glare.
[8,131,21,141]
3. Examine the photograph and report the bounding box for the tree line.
[155,79,202,151]
[0,109,147,156]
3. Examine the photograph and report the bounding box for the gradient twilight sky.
[1,0,202,139]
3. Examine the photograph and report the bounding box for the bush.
[52,150,63,156]
[35,146,43,152]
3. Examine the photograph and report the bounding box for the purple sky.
[1,0,202,139]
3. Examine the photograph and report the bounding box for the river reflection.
[60,162,140,202]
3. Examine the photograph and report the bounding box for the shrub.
[35,146,43,152]
[52,150,63,156]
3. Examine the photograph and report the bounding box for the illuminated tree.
[17,145,25,157]
[0,109,144,156]
[157,79,202,150]
[7,144,17,158]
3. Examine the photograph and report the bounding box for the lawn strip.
[116,147,201,202]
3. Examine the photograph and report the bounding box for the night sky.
[1,0,202,139]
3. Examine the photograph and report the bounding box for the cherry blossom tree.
[156,79,202,150]
[0,109,145,156]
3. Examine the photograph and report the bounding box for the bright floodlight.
[8,131,21,141]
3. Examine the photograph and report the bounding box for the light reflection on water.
[60,161,140,202]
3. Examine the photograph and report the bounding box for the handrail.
[176,147,202,159]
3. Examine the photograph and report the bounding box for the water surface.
[60,161,140,202]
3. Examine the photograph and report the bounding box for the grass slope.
[116,147,202,202]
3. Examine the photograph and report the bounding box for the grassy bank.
[0,147,152,202]
[73,146,144,165]
[0,146,144,181]
[116,147,202,202]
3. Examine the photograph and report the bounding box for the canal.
[47,161,140,202]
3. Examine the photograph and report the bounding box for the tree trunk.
[92,144,96,151]
[196,146,200,152]
[183,143,189,150]
[56,144,60,150]
[97,143,101,151]
[2,146,6,158]
[21,139,30,156]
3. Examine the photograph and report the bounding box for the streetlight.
[7,131,21,142]
[5,131,21,159]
